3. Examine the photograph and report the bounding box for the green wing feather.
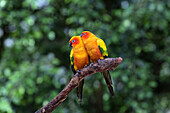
[97,38,108,58]
[70,49,76,74]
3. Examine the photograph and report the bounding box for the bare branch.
[35,57,123,113]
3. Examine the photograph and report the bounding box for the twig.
[35,57,123,113]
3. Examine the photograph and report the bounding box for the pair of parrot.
[69,31,114,104]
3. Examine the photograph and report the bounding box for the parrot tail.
[77,79,84,105]
[102,71,114,97]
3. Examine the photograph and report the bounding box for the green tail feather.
[77,79,84,105]
[102,71,114,96]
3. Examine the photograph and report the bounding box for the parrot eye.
[72,40,75,43]
[83,33,86,36]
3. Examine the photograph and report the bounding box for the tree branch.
[35,57,123,113]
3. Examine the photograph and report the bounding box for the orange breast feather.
[73,52,88,71]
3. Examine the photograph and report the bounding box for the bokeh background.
[0,0,170,113]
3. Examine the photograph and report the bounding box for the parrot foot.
[77,70,81,74]
[90,63,94,66]
[83,65,88,68]
[97,59,102,63]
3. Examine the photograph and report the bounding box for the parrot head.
[69,36,81,48]
[80,31,94,40]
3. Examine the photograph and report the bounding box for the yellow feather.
[97,37,108,57]
[70,49,74,65]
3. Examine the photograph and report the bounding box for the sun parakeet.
[80,31,114,96]
[69,36,89,104]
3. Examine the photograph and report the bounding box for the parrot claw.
[83,66,88,68]
[77,70,81,74]
[90,63,94,66]
[97,59,102,63]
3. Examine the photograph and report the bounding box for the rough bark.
[35,57,123,113]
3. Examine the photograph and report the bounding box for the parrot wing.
[97,38,108,58]
[70,49,76,74]
[97,38,114,96]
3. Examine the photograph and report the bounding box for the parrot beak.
[80,34,82,37]
[69,42,72,48]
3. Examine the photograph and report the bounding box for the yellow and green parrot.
[69,36,89,104]
[80,31,114,96]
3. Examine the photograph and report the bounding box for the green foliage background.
[0,0,170,113]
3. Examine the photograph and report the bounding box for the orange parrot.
[80,31,114,96]
[69,36,89,104]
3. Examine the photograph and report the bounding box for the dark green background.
[0,0,170,113]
